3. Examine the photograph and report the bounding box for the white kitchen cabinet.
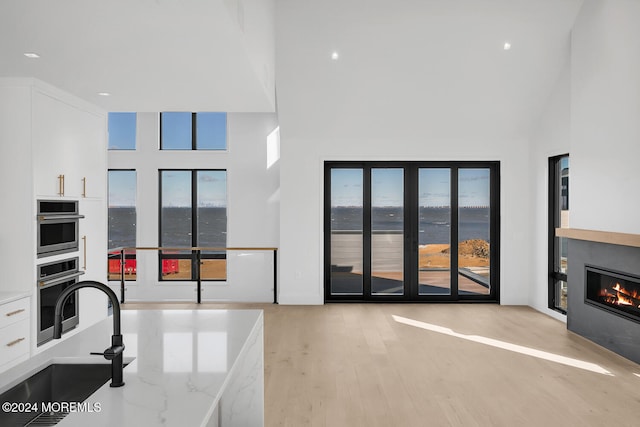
[0,296,30,370]
[32,88,106,199]
[0,78,108,355]
[79,198,108,281]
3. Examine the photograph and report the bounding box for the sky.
[107,112,136,150]
[458,168,490,207]
[108,170,136,207]
[161,171,227,208]
[331,167,490,207]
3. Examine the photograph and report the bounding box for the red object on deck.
[108,259,137,274]
[161,259,179,274]
[108,259,180,274]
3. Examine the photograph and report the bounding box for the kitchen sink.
[0,362,124,426]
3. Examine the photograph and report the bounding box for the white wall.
[277,135,533,305]
[570,0,640,235]
[528,0,640,319]
[108,112,279,302]
[223,0,276,105]
[528,55,571,321]
[274,1,563,305]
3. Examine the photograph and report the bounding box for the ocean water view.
[109,206,490,250]
[331,206,490,244]
[108,207,227,249]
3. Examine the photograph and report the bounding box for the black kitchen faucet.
[53,280,125,387]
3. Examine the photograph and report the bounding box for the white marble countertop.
[0,309,263,426]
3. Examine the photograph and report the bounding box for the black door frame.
[324,161,500,303]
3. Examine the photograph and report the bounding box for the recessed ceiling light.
[503,42,512,50]
[97,92,111,97]
[24,52,40,59]
[331,51,339,60]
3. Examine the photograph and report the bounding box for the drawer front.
[0,319,30,366]
[0,297,30,329]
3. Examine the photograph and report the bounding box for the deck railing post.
[273,249,278,304]
[196,249,202,304]
[120,249,125,303]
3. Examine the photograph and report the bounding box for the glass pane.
[161,171,192,254]
[108,170,137,249]
[330,169,363,295]
[418,169,451,295]
[108,113,136,150]
[458,169,491,295]
[559,237,568,274]
[555,280,568,311]
[558,156,569,274]
[560,156,569,214]
[553,155,569,311]
[371,168,404,295]
[196,113,227,150]
[200,259,227,280]
[161,112,192,150]
[197,171,227,255]
[108,170,137,281]
[108,253,137,281]
[161,259,192,280]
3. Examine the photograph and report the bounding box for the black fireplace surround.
[567,239,640,364]
[585,265,640,323]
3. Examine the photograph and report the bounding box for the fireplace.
[565,234,640,364]
[585,265,640,323]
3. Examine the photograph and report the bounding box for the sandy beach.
[419,241,490,270]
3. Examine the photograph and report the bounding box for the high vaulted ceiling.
[1,0,583,128]
[275,0,584,140]
[0,0,275,112]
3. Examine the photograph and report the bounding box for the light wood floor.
[123,302,640,426]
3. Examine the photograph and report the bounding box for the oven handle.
[39,271,85,288]
[38,214,85,221]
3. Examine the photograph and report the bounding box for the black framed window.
[159,170,227,281]
[160,112,227,150]
[324,161,500,303]
[108,170,137,281]
[549,154,569,313]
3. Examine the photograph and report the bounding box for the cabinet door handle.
[6,337,25,347]
[58,174,65,196]
[82,177,87,198]
[5,309,25,317]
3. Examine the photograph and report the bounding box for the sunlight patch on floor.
[392,315,613,376]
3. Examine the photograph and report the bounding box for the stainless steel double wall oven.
[36,200,84,345]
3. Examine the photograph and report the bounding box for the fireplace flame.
[601,282,640,307]
[590,270,640,315]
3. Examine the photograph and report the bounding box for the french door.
[324,161,500,302]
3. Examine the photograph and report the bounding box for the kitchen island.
[0,309,264,426]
